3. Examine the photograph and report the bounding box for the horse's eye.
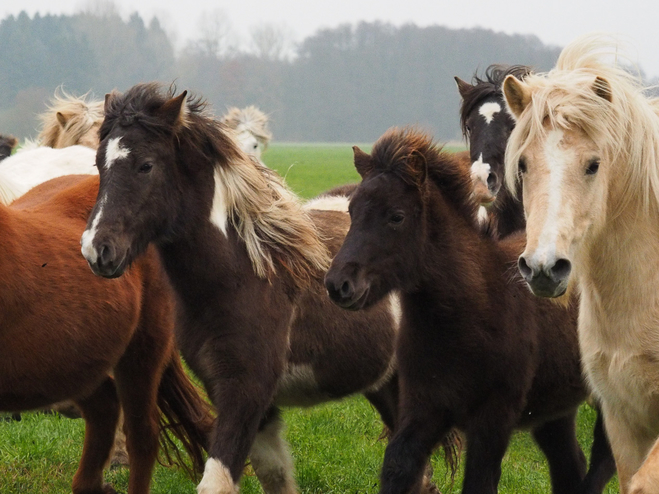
[465,125,471,134]
[389,212,405,227]
[253,143,258,150]
[138,162,153,174]
[518,157,527,174]
[586,158,600,175]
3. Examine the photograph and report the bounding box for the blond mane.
[505,34,659,213]
[212,140,330,287]
[38,90,104,149]
[222,106,273,149]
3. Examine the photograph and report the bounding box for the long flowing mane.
[459,64,532,137]
[104,84,329,286]
[222,106,273,149]
[505,35,659,212]
[38,90,104,148]
[371,127,480,224]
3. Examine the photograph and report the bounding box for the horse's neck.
[492,183,525,238]
[579,205,659,341]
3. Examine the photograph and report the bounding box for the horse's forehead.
[478,101,503,125]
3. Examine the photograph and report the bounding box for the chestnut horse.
[325,127,614,494]
[502,34,659,493]
[1,174,213,494]
[79,83,410,494]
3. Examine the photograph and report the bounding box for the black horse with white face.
[455,65,531,238]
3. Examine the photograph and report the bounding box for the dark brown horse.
[1,174,213,494]
[325,127,615,494]
[79,83,411,494]
[455,65,531,238]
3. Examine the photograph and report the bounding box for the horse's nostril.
[487,172,497,190]
[550,258,572,282]
[340,281,353,299]
[518,256,533,281]
[98,244,112,266]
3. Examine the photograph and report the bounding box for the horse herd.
[1,33,658,494]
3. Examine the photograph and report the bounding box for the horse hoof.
[102,484,118,494]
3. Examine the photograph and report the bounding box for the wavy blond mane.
[38,90,104,149]
[222,106,273,149]
[505,34,659,213]
[213,150,330,286]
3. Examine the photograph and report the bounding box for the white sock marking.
[197,458,237,494]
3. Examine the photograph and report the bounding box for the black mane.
[459,64,532,137]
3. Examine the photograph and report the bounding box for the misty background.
[0,1,645,143]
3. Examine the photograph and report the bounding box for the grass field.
[0,143,619,493]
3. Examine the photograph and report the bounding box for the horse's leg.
[600,406,651,494]
[364,375,399,434]
[628,435,659,494]
[531,412,586,493]
[195,335,284,494]
[379,404,452,494]
[460,409,516,494]
[581,406,616,494]
[248,407,297,494]
[71,378,120,494]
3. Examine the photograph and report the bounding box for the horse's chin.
[526,276,568,299]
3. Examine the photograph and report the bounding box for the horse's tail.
[156,351,215,478]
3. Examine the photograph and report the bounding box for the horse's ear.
[56,112,67,128]
[593,76,612,102]
[353,146,373,178]
[159,91,189,128]
[407,150,428,186]
[502,74,531,119]
[454,77,472,98]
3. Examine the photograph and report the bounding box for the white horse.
[503,34,659,494]
[221,106,272,160]
[0,145,97,205]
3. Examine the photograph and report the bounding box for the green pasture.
[0,143,618,493]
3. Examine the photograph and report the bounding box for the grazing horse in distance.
[0,134,17,161]
[455,64,532,237]
[222,105,272,160]
[1,173,213,494]
[38,90,104,149]
[325,127,615,494]
[80,83,421,494]
[502,34,659,494]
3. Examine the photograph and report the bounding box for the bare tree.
[250,23,294,61]
[194,9,235,59]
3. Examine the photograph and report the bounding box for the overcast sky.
[3,0,658,77]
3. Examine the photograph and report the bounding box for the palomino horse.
[0,133,17,160]
[38,90,104,149]
[455,64,531,237]
[1,173,213,494]
[80,83,409,494]
[222,105,272,160]
[325,127,614,494]
[0,145,97,204]
[502,34,659,493]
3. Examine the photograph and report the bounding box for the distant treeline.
[0,10,565,141]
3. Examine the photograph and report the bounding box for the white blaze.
[81,196,106,263]
[105,137,130,169]
[479,102,502,124]
[535,129,567,264]
[471,153,491,186]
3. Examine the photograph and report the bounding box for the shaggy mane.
[222,106,273,149]
[459,64,532,138]
[505,34,659,213]
[371,127,479,224]
[38,90,104,148]
[103,83,330,287]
